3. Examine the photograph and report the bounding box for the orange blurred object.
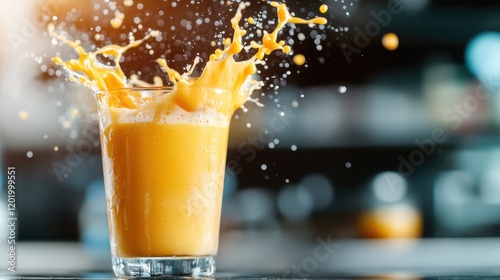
[358,204,423,238]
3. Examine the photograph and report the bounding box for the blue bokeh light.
[466,32,500,80]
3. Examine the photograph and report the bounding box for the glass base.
[112,255,215,278]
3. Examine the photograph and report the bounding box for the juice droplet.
[319,4,328,14]
[123,0,133,7]
[293,54,306,66]
[382,32,399,51]
[248,17,255,24]
[62,121,71,129]
[110,10,125,29]
[70,108,79,118]
[18,111,29,120]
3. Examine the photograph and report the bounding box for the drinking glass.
[96,87,231,278]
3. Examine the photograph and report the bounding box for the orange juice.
[99,89,231,257]
[106,121,227,256]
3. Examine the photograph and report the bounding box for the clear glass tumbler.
[96,87,231,278]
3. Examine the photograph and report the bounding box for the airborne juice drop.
[51,1,326,259]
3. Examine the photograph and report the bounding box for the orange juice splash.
[51,1,327,115]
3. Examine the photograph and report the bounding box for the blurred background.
[2,0,500,276]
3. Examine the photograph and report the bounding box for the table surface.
[4,237,500,279]
[2,272,500,280]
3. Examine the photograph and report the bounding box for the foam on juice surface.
[113,104,229,126]
[98,87,231,127]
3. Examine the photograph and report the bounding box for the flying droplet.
[293,54,306,66]
[19,111,29,120]
[319,4,328,14]
[382,33,399,51]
